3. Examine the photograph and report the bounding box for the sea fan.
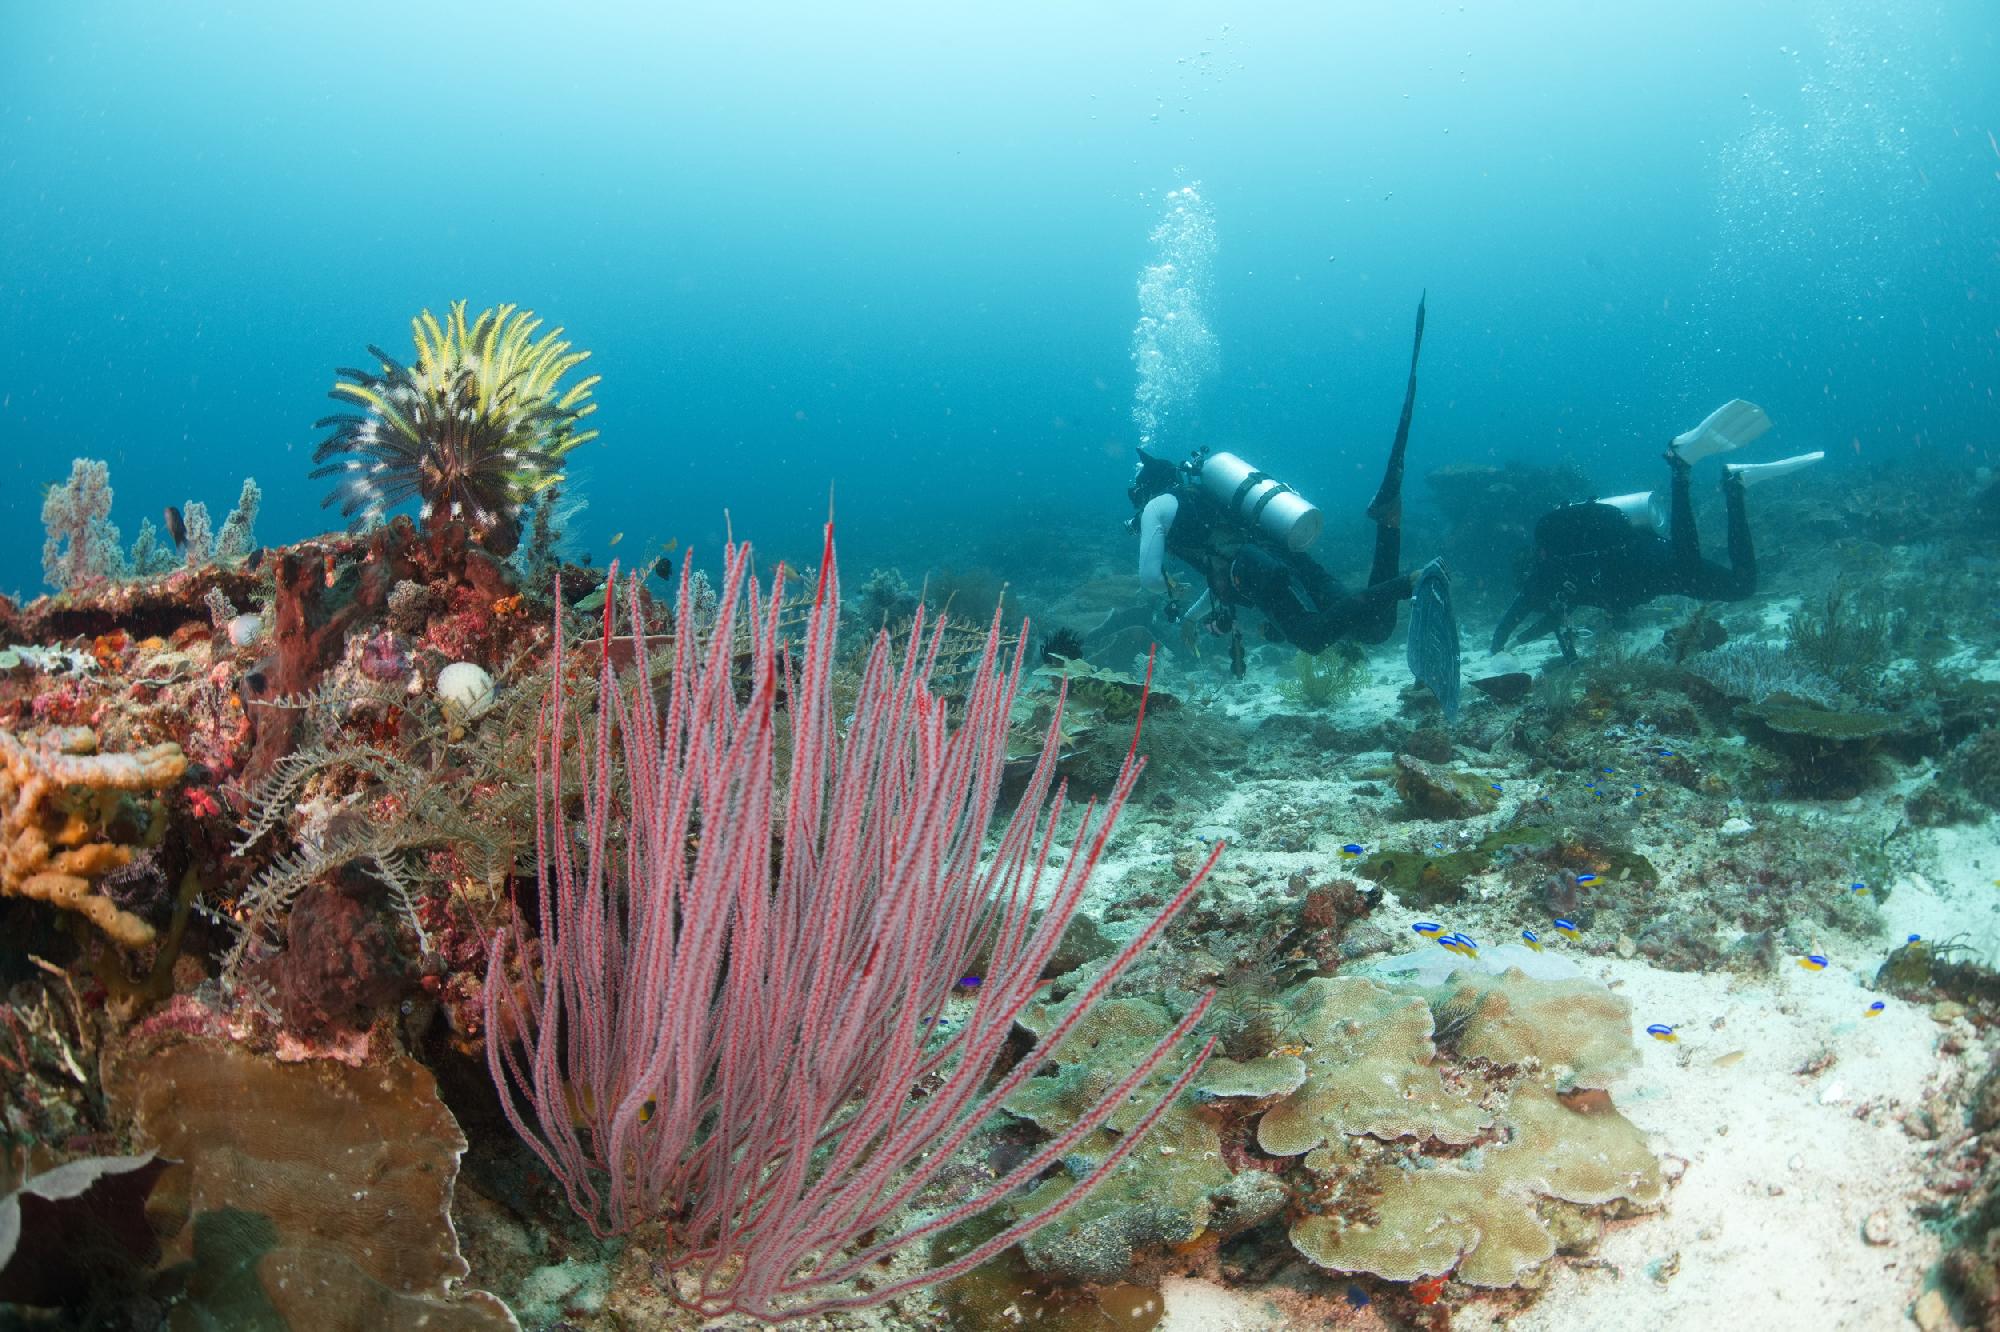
[310,302,599,554]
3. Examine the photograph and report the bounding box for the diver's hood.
[1130,448,1182,504]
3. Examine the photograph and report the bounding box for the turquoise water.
[2,1,1995,595]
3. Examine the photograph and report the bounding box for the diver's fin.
[1406,558,1461,722]
[1672,399,1772,465]
[1725,451,1824,486]
[1366,291,1427,525]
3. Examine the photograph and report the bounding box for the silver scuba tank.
[1191,450,1323,552]
[1599,490,1667,536]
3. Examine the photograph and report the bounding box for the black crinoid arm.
[308,303,599,557]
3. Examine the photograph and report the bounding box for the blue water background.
[2,1,1995,598]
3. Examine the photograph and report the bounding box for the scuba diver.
[1127,293,1460,714]
[1489,399,1823,660]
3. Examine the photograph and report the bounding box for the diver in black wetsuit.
[1127,294,1430,656]
[1490,400,1823,660]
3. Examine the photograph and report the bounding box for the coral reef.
[1686,641,1840,709]
[999,997,1289,1283]
[984,967,1660,1301]
[215,477,261,562]
[40,458,125,591]
[105,1032,513,1329]
[1,726,187,947]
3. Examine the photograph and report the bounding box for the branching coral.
[311,301,599,554]
[1,726,186,947]
[215,478,261,561]
[40,459,127,591]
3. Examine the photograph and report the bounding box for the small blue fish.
[1444,931,1479,958]
[1521,928,1543,952]
[1798,953,1828,971]
[1907,934,1923,946]
[1412,921,1444,938]
[1340,842,1365,858]
[1574,873,1598,886]
[1849,882,1867,894]
[959,975,982,988]
[1488,782,1504,792]
[1345,1284,1371,1308]
[1656,747,1676,757]
[1865,1001,1885,1017]
[1601,766,1615,774]
[1553,918,1580,940]
[1645,1023,1678,1042]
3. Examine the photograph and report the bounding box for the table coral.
[1,725,186,947]
[1271,973,1662,1288]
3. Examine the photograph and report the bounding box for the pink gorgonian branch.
[484,523,1218,1320]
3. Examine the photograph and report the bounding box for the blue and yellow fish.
[1906,934,1923,946]
[1798,953,1828,971]
[1521,928,1543,952]
[1865,1001,1885,1018]
[1574,873,1598,886]
[1553,918,1581,940]
[1848,882,1868,895]
[1645,1023,1678,1043]
[1439,931,1479,958]
[1411,921,1444,938]
[1340,842,1366,859]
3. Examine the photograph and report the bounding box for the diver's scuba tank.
[1188,449,1323,552]
[1599,490,1667,536]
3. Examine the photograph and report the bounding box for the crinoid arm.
[310,302,597,552]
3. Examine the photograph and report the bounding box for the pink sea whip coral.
[485,527,1218,1319]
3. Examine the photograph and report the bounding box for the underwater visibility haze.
[3,2,2000,1329]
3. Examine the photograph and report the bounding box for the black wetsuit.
[1135,296,1428,654]
[1156,480,1411,652]
[1490,455,1755,657]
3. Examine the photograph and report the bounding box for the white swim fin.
[1725,452,1824,486]
[1672,399,1772,464]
